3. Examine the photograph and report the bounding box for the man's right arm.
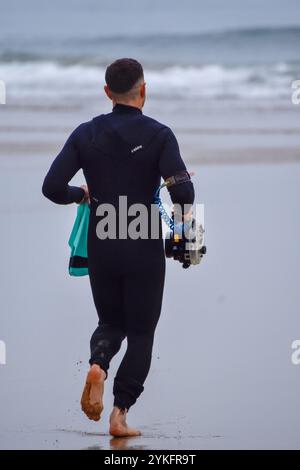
[158,127,195,216]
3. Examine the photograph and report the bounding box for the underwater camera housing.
[165,217,206,269]
[154,170,206,268]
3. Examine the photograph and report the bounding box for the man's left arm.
[42,125,85,205]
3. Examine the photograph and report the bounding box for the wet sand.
[1,99,300,166]
[0,138,300,449]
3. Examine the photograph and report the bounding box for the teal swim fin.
[68,202,90,276]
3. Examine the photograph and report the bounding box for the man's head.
[104,58,146,109]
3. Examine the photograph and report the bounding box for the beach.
[0,139,300,449]
[0,0,300,450]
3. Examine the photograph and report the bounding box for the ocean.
[1,0,300,109]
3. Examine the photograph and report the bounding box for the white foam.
[0,61,295,102]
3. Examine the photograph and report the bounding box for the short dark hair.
[105,58,144,94]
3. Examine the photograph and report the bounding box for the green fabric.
[70,266,89,276]
[68,202,90,276]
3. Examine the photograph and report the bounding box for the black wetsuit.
[42,103,194,410]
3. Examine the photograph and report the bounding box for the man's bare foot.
[80,364,106,421]
[109,406,141,437]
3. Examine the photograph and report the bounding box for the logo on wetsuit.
[131,145,143,154]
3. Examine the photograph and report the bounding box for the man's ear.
[104,85,112,100]
[140,82,146,98]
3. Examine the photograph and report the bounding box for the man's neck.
[113,100,142,110]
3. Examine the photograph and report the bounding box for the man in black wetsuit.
[42,58,194,437]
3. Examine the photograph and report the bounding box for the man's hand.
[79,184,90,204]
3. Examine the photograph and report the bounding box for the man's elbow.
[42,177,51,199]
[42,176,53,199]
[42,177,63,204]
[169,181,195,212]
